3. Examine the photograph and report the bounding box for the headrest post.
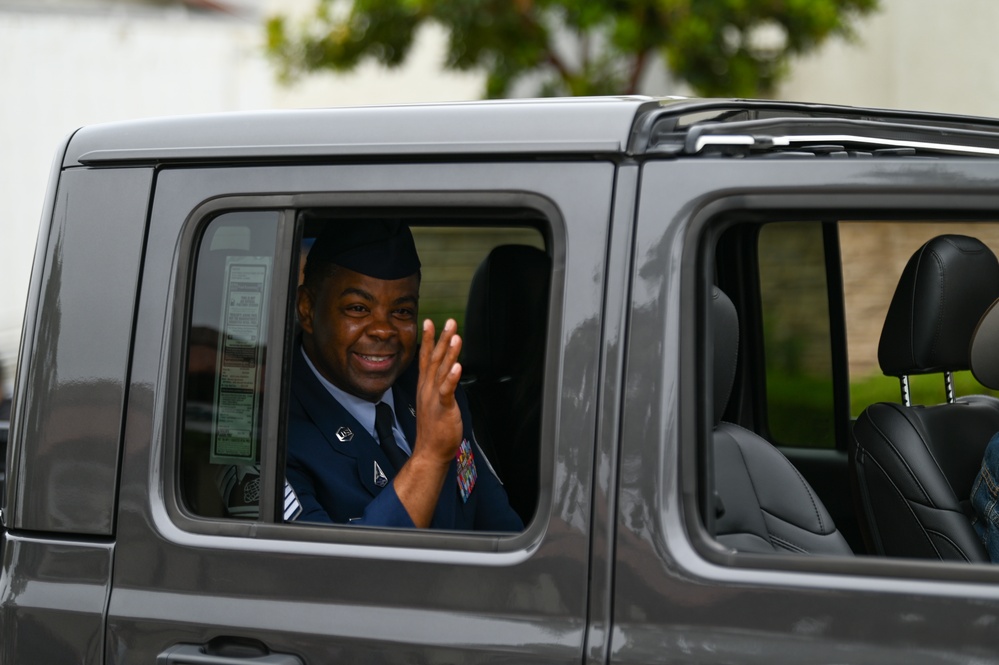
[899,375,911,407]
[944,371,956,404]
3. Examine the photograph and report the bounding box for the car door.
[1,163,151,664]
[612,155,999,663]
[107,159,617,664]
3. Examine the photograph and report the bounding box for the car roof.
[62,96,999,167]
[63,96,661,167]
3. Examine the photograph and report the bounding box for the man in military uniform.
[286,220,522,531]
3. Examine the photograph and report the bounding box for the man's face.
[298,265,420,402]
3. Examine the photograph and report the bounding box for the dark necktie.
[375,401,409,473]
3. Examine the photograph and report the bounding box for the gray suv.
[7,96,999,663]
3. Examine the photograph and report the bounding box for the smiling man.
[287,220,523,531]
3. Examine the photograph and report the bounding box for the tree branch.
[626,48,650,95]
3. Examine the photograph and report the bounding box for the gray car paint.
[6,97,999,663]
[105,161,614,663]
[614,158,999,663]
[7,166,152,535]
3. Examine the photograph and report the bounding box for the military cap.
[306,219,421,281]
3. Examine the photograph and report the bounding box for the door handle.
[158,640,303,665]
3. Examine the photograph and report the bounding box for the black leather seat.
[970,298,999,390]
[711,286,853,555]
[851,234,999,561]
[462,244,551,524]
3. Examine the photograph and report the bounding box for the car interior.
[179,210,550,528]
[711,285,854,556]
[708,220,999,563]
[460,243,551,526]
[851,234,999,562]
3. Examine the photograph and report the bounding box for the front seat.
[711,286,853,555]
[462,244,551,524]
[851,234,999,561]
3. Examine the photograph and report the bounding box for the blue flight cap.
[307,219,421,281]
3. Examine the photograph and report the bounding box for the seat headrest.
[712,286,739,424]
[462,244,551,378]
[971,298,999,389]
[879,235,999,377]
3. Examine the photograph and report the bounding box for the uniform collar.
[300,347,401,446]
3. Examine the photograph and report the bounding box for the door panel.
[108,161,616,663]
[613,158,999,663]
[0,535,112,663]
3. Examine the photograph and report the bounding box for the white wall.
[777,0,999,118]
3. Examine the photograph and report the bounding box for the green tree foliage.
[266,0,878,99]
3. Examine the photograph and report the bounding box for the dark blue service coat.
[286,347,523,531]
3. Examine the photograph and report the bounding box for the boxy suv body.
[7,96,999,663]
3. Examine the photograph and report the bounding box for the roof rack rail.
[632,100,999,158]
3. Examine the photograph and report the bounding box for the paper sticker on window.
[210,257,271,464]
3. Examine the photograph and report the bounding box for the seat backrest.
[462,244,551,523]
[851,234,999,561]
[711,287,853,556]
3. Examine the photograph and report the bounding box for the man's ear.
[296,284,315,335]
